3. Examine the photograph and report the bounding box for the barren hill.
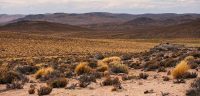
[0,20,89,32]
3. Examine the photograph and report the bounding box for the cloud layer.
[0,0,200,14]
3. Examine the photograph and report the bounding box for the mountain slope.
[0,14,25,25]
[13,13,200,26]
[0,20,89,32]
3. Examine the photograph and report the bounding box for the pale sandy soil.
[0,69,199,96]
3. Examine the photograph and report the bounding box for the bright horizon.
[0,0,200,14]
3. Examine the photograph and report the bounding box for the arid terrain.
[0,13,200,96]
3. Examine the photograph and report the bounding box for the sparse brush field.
[0,36,200,58]
[0,32,200,96]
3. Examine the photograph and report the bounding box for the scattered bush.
[110,63,129,74]
[139,73,149,79]
[75,62,92,75]
[78,74,96,88]
[0,70,22,84]
[120,54,131,60]
[28,88,35,94]
[64,69,74,78]
[88,59,97,68]
[182,72,198,79]
[157,67,166,72]
[28,84,36,94]
[102,56,121,64]
[35,67,54,79]
[184,56,194,62]
[186,78,200,96]
[172,60,190,79]
[37,86,52,96]
[102,77,120,86]
[47,78,68,88]
[121,74,137,81]
[6,81,24,89]
[163,76,170,81]
[96,61,109,72]
[94,53,104,60]
[14,65,38,75]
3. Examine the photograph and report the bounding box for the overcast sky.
[0,0,200,14]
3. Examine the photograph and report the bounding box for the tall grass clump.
[96,61,109,72]
[35,67,54,79]
[102,56,121,65]
[75,62,92,75]
[172,60,190,79]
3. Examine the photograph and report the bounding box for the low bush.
[28,88,35,94]
[139,73,149,79]
[14,65,38,75]
[172,60,190,79]
[96,61,109,72]
[75,62,92,75]
[182,72,198,79]
[102,77,120,86]
[37,86,52,96]
[0,70,22,84]
[162,76,170,81]
[6,81,24,89]
[47,78,68,88]
[35,67,54,79]
[121,74,137,81]
[186,78,200,96]
[110,63,129,74]
[102,56,121,64]
[78,74,96,88]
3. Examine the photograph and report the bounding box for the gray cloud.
[0,0,199,14]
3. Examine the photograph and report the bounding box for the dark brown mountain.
[0,14,25,25]
[124,17,157,25]
[0,20,89,32]
[12,13,200,26]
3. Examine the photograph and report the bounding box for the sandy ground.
[0,69,199,96]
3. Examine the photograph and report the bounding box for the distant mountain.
[124,17,157,25]
[0,20,89,32]
[0,14,25,25]
[12,13,200,25]
[13,12,136,25]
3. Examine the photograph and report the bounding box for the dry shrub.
[184,56,194,62]
[96,61,109,72]
[0,66,22,84]
[28,88,35,94]
[75,62,92,75]
[121,74,137,81]
[110,63,129,74]
[102,56,121,64]
[47,78,68,88]
[37,86,52,96]
[78,74,96,88]
[186,78,200,96]
[102,77,120,86]
[182,72,198,79]
[172,60,190,79]
[139,73,149,79]
[6,81,24,89]
[35,67,54,79]
[14,65,38,75]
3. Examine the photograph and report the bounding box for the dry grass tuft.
[96,61,109,72]
[35,67,54,79]
[102,56,121,64]
[172,60,190,79]
[75,62,92,75]
[110,63,129,74]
